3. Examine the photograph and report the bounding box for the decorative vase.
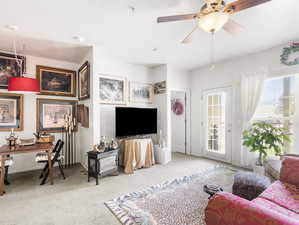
[110,138,118,149]
[253,164,265,176]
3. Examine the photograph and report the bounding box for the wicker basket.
[36,135,55,143]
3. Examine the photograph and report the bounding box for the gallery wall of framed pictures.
[99,74,155,105]
[0,50,92,134]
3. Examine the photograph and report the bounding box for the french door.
[202,87,232,163]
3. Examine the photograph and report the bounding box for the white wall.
[78,47,94,167]
[1,53,80,173]
[190,43,299,166]
[92,47,156,149]
[167,66,191,154]
[150,65,168,146]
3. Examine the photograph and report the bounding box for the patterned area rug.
[105,167,237,225]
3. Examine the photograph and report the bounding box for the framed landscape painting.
[36,65,76,97]
[0,52,26,89]
[99,75,126,105]
[78,61,90,100]
[130,82,153,104]
[0,93,24,131]
[36,98,77,133]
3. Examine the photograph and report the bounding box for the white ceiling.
[1,0,298,70]
[0,33,90,63]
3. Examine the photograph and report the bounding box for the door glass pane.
[207,92,226,154]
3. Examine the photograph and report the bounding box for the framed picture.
[0,93,24,131]
[99,75,126,105]
[153,81,166,94]
[0,52,26,89]
[130,82,153,104]
[36,98,77,133]
[77,104,89,128]
[78,61,90,100]
[36,65,76,97]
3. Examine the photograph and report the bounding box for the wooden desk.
[0,143,53,196]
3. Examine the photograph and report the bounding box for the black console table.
[87,148,119,185]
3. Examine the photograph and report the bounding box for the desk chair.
[0,156,13,185]
[35,140,65,185]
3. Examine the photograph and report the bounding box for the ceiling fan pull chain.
[210,32,216,70]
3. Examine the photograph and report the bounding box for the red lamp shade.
[8,77,40,93]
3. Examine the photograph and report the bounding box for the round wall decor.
[281,43,299,66]
[171,99,184,115]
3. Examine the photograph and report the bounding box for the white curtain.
[240,69,268,167]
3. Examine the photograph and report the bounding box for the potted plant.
[242,121,290,174]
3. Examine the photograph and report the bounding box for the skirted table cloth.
[120,138,155,174]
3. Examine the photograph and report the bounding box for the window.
[253,75,295,154]
[207,93,226,153]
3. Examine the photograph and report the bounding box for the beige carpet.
[105,167,236,225]
[0,154,227,225]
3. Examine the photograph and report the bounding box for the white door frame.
[201,86,233,163]
[169,88,191,155]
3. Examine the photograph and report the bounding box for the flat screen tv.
[116,107,157,137]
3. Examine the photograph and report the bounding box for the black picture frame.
[0,52,26,89]
[36,98,77,133]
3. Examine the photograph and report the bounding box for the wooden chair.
[0,156,13,185]
[35,140,65,185]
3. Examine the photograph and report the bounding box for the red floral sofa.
[205,156,299,225]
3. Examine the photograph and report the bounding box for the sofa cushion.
[252,197,299,219]
[280,156,299,186]
[259,180,299,213]
[264,159,281,180]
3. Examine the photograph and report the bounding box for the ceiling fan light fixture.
[198,12,229,33]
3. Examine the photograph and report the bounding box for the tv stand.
[117,134,156,141]
[120,138,155,173]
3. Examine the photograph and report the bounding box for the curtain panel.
[240,69,268,167]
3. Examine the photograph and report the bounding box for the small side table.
[87,148,119,185]
[154,146,171,165]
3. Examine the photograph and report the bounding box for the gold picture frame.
[78,61,90,100]
[36,65,76,97]
[0,93,24,131]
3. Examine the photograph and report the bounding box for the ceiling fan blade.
[181,26,199,44]
[157,13,198,23]
[225,0,271,14]
[223,19,245,34]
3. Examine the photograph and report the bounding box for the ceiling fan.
[157,0,272,43]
